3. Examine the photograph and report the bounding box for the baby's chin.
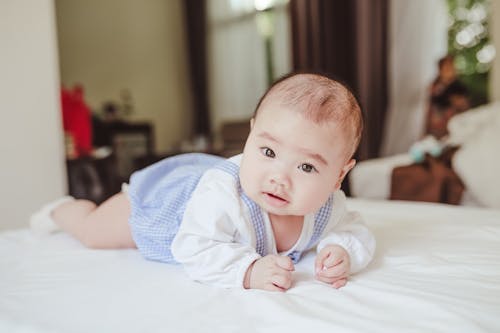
[269,203,327,217]
[260,201,311,217]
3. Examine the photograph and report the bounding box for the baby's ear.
[334,159,356,190]
[343,159,356,175]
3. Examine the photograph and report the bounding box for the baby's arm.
[171,209,260,289]
[172,178,290,290]
[244,255,294,292]
[314,192,376,287]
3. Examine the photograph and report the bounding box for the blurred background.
[1,0,498,230]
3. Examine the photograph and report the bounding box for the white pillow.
[447,101,500,146]
[452,108,500,209]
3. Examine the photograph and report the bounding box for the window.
[207,0,291,134]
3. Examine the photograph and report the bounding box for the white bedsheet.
[1,199,500,333]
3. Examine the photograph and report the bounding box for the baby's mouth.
[268,192,285,200]
[263,192,289,206]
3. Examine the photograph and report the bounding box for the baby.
[31,72,375,291]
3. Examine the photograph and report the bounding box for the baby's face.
[239,102,355,217]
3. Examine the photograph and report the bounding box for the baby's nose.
[269,169,291,189]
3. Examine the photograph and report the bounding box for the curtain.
[289,0,388,160]
[355,0,389,160]
[183,0,211,136]
[290,0,358,90]
[381,0,448,156]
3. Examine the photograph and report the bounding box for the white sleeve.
[317,191,376,274]
[171,176,261,289]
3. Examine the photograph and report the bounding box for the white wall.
[56,0,192,153]
[491,0,500,102]
[0,0,66,230]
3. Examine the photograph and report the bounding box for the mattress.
[1,199,499,332]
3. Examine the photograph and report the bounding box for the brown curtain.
[183,0,210,136]
[290,0,388,160]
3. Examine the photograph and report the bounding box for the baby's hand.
[315,245,350,289]
[244,255,294,292]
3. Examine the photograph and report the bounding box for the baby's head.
[253,72,363,158]
[240,72,363,216]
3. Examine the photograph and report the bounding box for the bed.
[1,198,499,332]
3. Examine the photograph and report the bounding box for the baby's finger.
[314,249,330,273]
[318,263,348,279]
[323,251,344,268]
[275,255,294,271]
[271,273,292,290]
[332,278,347,289]
[315,273,342,285]
[316,273,348,285]
[264,282,286,292]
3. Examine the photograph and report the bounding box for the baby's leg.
[52,192,136,249]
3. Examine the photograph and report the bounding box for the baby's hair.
[253,72,363,158]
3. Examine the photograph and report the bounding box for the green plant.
[447,0,494,106]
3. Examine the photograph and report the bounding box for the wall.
[56,0,192,153]
[491,0,500,102]
[0,0,66,230]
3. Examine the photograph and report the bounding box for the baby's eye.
[260,147,275,158]
[299,163,316,173]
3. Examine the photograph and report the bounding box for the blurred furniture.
[68,118,254,203]
[219,120,250,157]
[390,147,464,204]
[67,119,154,203]
[134,119,250,172]
[109,123,153,182]
[66,153,119,204]
[93,119,154,182]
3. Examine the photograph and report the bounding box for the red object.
[61,85,92,157]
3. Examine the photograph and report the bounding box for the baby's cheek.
[297,192,328,215]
